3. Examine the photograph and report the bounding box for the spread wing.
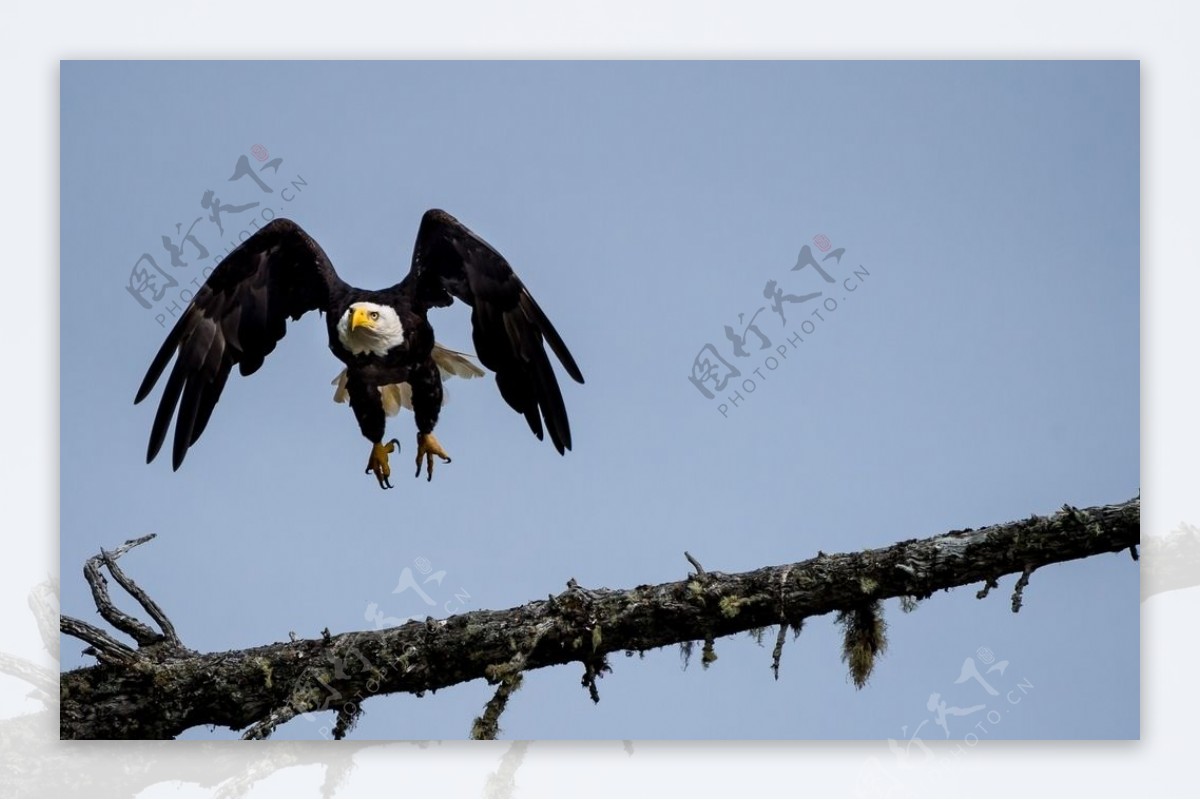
[134,218,346,469]
[401,209,585,453]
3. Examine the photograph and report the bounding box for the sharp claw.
[367,440,400,490]
[415,433,452,482]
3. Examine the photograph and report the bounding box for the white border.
[6,1,1193,796]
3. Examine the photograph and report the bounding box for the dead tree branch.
[1142,521,1200,600]
[60,496,1139,739]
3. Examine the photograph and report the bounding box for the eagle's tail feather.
[431,344,485,379]
[331,370,350,404]
[379,383,413,416]
[331,342,480,417]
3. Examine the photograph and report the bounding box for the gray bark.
[59,496,1140,740]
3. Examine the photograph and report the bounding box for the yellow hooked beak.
[351,307,374,331]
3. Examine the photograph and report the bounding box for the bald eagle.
[135,209,584,489]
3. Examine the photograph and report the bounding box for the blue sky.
[60,60,1138,740]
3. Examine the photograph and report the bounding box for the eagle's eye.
[370,311,380,320]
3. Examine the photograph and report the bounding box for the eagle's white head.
[337,302,406,356]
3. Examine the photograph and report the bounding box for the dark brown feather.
[135,218,345,469]
[400,209,584,454]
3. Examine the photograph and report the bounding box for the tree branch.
[1142,521,1200,600]
[79,534,167,648]
[59,617,138,665]
[0,652,57,700]
[28,577,59,660]
[99,536,182,647]
[60,496,1139,739]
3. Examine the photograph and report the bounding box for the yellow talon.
[415,432,452,481]
[366,439,400,489]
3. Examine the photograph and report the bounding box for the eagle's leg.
[347,378,399,490]
[366,438,401,490]
[411,360,451,481]
[415,433,452,481]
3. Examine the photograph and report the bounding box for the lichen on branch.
[60,496,1140,739]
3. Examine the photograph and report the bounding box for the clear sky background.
[60,60,1138,740]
